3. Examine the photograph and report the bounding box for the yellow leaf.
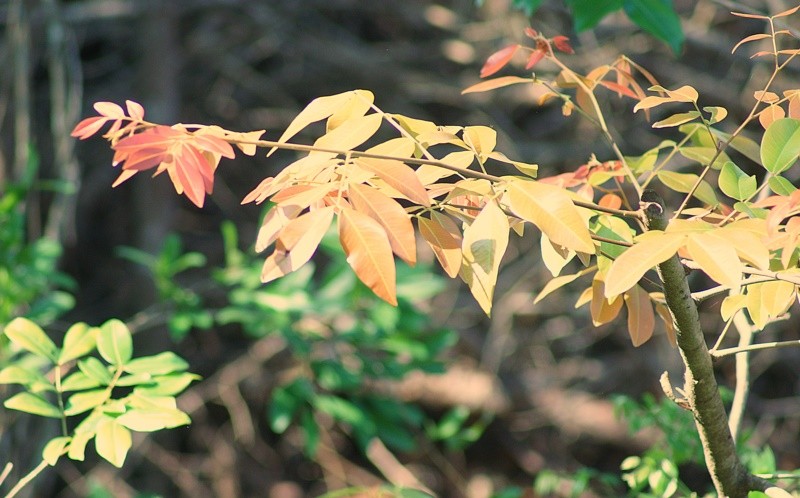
[534,267,594,305]
[416,151,473,185]
[261,207,335,283]
[355,157,431,207]
[461,76,533,94]
[463,126,497,159]
[575,286,593,308]
[624,285,655,347]
[685,232,743,288]
[540,234,574,277]
[721,294,746,321]
[348,183,416,265]
[723,219,769,269]
[365,137,416,157]
[314,113,383,152]
[604,232,686,298]
[459,201,509,315]
[271,90,360,155]
[590,276,623,326]
[418,212,462,278]
[506,178,594,254]
[745,280,795,330]
[338,207,397,305]
[327,90,374,131]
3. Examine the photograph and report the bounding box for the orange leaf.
[462,76,533,95]
[654,302,676,347]
[525,49,546,70]
[480,44,519,78]
[355,157,431,206]
[624,285,655,347]
[256,205,302,252]
[261,207,335,283]
[338,207,397,305]
[759,104,785,130]
[348,183,416,265]
[731,33,771,54]
[590,276,623,326]
[71,116,109,139]
[418,212,462,278]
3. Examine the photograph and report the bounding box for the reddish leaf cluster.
[479,27,575,78]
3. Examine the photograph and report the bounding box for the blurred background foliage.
[2,0,800,497]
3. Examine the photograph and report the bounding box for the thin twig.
[712,338,800,358]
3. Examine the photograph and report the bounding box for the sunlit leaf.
[95,416,132,468]
[3,317,59,362]
[459,201,510,315]
[534,268,594,304]
[718,161,757,201]
[59,323,98,364]
[314,113,382,152]
[761,118,800,174]
[271,91,363,155]
[117,407,191,432]
[261,207,335,283]
[355,157,431,206]
[653,111,700,128]
[590,276,623,326]
[338,206,397,305]
[479,44,520,78]
[4,392,61,418]
[657,170,718,206]
[686,232,742,288]
[43,437,71,466]
[64,389,108,416]
[506,178,594,254]
[540,234,574,277]
[419,212,463,278]
[604,232,685,297]
[349,183,416,265]
[97,319,132,366]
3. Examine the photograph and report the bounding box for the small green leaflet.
[761,118,800,174]
[718,161,757,201]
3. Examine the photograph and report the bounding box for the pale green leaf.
[124,352,189,376]
[43,437,71,465]
[116,408,191,432]
[61,371,102,392]
[3,317,59,362]
[58,323,98,364]
[769,176,796,195]
[95,416,132,468]
[78,357,113,385]
[64,389,108,416]
[133,373,199,396]
[718,161,757,201]
[657,170,718,206]
[67,431,93,461]
[97,319,132,365]
[4,392,61,418]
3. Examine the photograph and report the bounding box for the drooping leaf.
[506,178,594,254]
[540,234,574,277]
[355,157,431,206]
[459,201,510,315]
[349,183,416,265]
[604,232,685,297]
[534,268,594,304]
[95,416,132,468]
[590,277,624,326]
[419,212,463,278]
[261,207,335,283]
[255,205,302,252]
[761,118,800,174]
[3,317,59,362]
[657,170,718,206]
[624,284,655,346]
[97,319,133,366]
[338,206,397,305]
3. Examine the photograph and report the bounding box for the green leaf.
[59,323,98,364]
[61,371,102,391]
[623,0,684,54]
[116,407,191,432]
[566,0,623,31]
[43,436,71,465]
[3,317,59,362]
[123,352,188,376]
[132,372,199,396]
[761,118,800,174]
[4,392,61,418]
[64,389,108,416]
[0,365,53,391]
[300,409,320,456]
[96,319,132,365]
[657,170,718,206]
[769,175,797,195]
[313,395,366,427]
[95,416,132,468]
[78,357,113,385]
[719,161,757,201]
[653,111,700,128]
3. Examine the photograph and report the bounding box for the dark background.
[2,0,800,496]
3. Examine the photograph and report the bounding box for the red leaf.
[71,116,108,139]
[193,134,236,159]
[525,49,546,70]
[598,80,638,99]
[552,36,574,54]
[524,27,538,39]
[480,44,520,78]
